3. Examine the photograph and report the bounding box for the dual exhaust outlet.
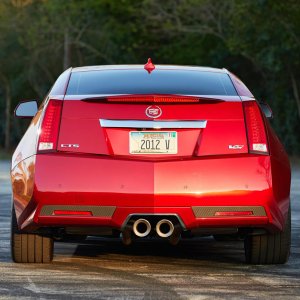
[132,218,175,238]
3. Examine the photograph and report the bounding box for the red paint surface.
[58,100,248,157]
[11,152,289,232]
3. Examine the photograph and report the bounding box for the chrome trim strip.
[100,119,207,129]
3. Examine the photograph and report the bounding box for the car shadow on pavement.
[58,237,249,265]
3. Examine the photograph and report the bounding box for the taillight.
[37,99,63,152]
[243,100,268,154]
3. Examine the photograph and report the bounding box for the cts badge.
[145,105,162,118]
[61,144,80,148]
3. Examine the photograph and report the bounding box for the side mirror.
[14,100,38,118]
[260,102,273,119]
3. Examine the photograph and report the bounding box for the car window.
[66,70,238,96]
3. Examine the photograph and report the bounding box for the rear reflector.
[243,101,268,154]
[107,95,199,103]
[38,100,63,152]
[214,211,253,217]
[53,210,92,216]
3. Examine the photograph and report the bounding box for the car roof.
[71,65,228,74]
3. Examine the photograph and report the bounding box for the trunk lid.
[57,95,248,158]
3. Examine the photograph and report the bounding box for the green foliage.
[0,0,299,153]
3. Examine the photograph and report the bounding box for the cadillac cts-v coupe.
[11,59,291,264]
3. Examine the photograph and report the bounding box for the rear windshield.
[66,69,237,96]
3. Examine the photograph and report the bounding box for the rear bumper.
[12,153,290,232]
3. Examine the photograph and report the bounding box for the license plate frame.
[129,131,178,154]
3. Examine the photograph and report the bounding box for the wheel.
[244,207,291,264]
[11,206,54,263]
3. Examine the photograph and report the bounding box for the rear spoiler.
[79,94,228,103]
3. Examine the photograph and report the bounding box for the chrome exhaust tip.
[156,219,174,238]
[133,219,151,237]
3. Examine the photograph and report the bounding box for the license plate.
[129,131,177,154]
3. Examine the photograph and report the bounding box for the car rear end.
[11,64,291,264]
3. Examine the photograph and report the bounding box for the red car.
[11,59,291,264]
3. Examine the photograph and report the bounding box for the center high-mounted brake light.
[107,95,199,103]
[243,100,268,154]
[37,99,63,152]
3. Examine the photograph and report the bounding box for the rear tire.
[244,207,291,264]
[11,207,54,263]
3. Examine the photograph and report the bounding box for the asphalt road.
[0,160,299,299]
